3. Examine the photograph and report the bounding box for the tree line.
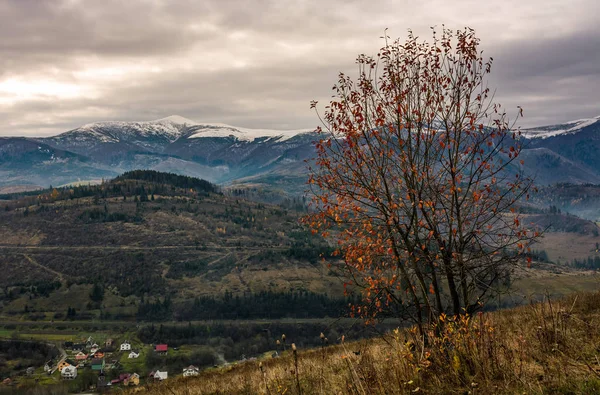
[136,291,356,321]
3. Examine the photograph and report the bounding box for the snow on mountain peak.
[58,116,316,144]
[187,124,315,142]
[71,116,201,142]
[153,115,199,125]
[151,116,315,142]
[521,116,600,139]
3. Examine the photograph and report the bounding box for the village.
[1,335,204,391]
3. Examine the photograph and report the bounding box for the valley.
[0,170,599,393]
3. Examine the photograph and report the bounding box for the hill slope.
[130,291,600,395]
[0,171,342,322]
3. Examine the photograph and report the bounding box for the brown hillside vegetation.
[132,291,600,394]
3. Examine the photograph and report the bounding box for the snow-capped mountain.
[45,115,202,155]
[521,116,600,139]
[3,114,600,190]
[522,115,600,182]
[188,124,313,142]
[43,115,314,158]
[0,116,318,189]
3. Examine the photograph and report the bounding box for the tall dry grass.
[130,292,600,394]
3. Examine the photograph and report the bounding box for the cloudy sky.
[0,0,598,136]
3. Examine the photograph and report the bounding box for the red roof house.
[155,344,168,353]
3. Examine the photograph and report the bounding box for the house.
[110,374,131,386]
[57,361,72,372]
[61,365,78,380]
[26,367,35,376]
[91,358,105,371]
[94,351,105,359]
[75,351,88,361]
[183,365,199,377]
[149,370,168,381]
[105,338,114,347]
[43,362,52,373]
[120,341,131,351]
[72,343,85,351]
[64,341,74,348]
[90,343,100,353]
[2,378,12,386]
[155,344,168,354]
[124,373,140,386]
[128,351,140,359]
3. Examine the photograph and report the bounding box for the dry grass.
[131,292,600,394]
[533,232,600,263]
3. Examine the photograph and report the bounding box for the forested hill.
[114,170,217,193]
[0,170,343,323]
[0,170,219,211]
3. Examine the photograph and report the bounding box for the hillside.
[131,291,600,394]
[529,183,600,222]
[0,171,345,323]
[2,170,600,323]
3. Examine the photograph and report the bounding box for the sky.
[0,0,599,136]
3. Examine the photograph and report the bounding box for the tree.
[305,27,539,335]
[89,283,105,303]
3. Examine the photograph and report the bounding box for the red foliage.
[304,28,539,332]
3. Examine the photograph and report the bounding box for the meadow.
[134,291,600,394]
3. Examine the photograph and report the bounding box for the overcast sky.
[0,0,598,136]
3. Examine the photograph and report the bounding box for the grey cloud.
[0,0,215,77]
[0,61,345,135]
[490,28,600,126]
[0,0,599,135]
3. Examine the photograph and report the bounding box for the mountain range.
[1,114,600,192]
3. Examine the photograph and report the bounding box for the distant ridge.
[521,116,600,139]
[2,114,600,188]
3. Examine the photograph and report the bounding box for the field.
[133,291,600,395]
[533,231,600,263]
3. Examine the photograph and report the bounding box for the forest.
[0,340,59,378]
[137,291,357,321]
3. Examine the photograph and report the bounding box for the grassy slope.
[533,231,600,263]
[132,291,600,395]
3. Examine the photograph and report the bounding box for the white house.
[61,365,78,380]
[128,351,140,359]
[120,341,131,351]
[150,370,168,381]
[43,362,52,373]
[183,365,199,377]
[90,343,100,353]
